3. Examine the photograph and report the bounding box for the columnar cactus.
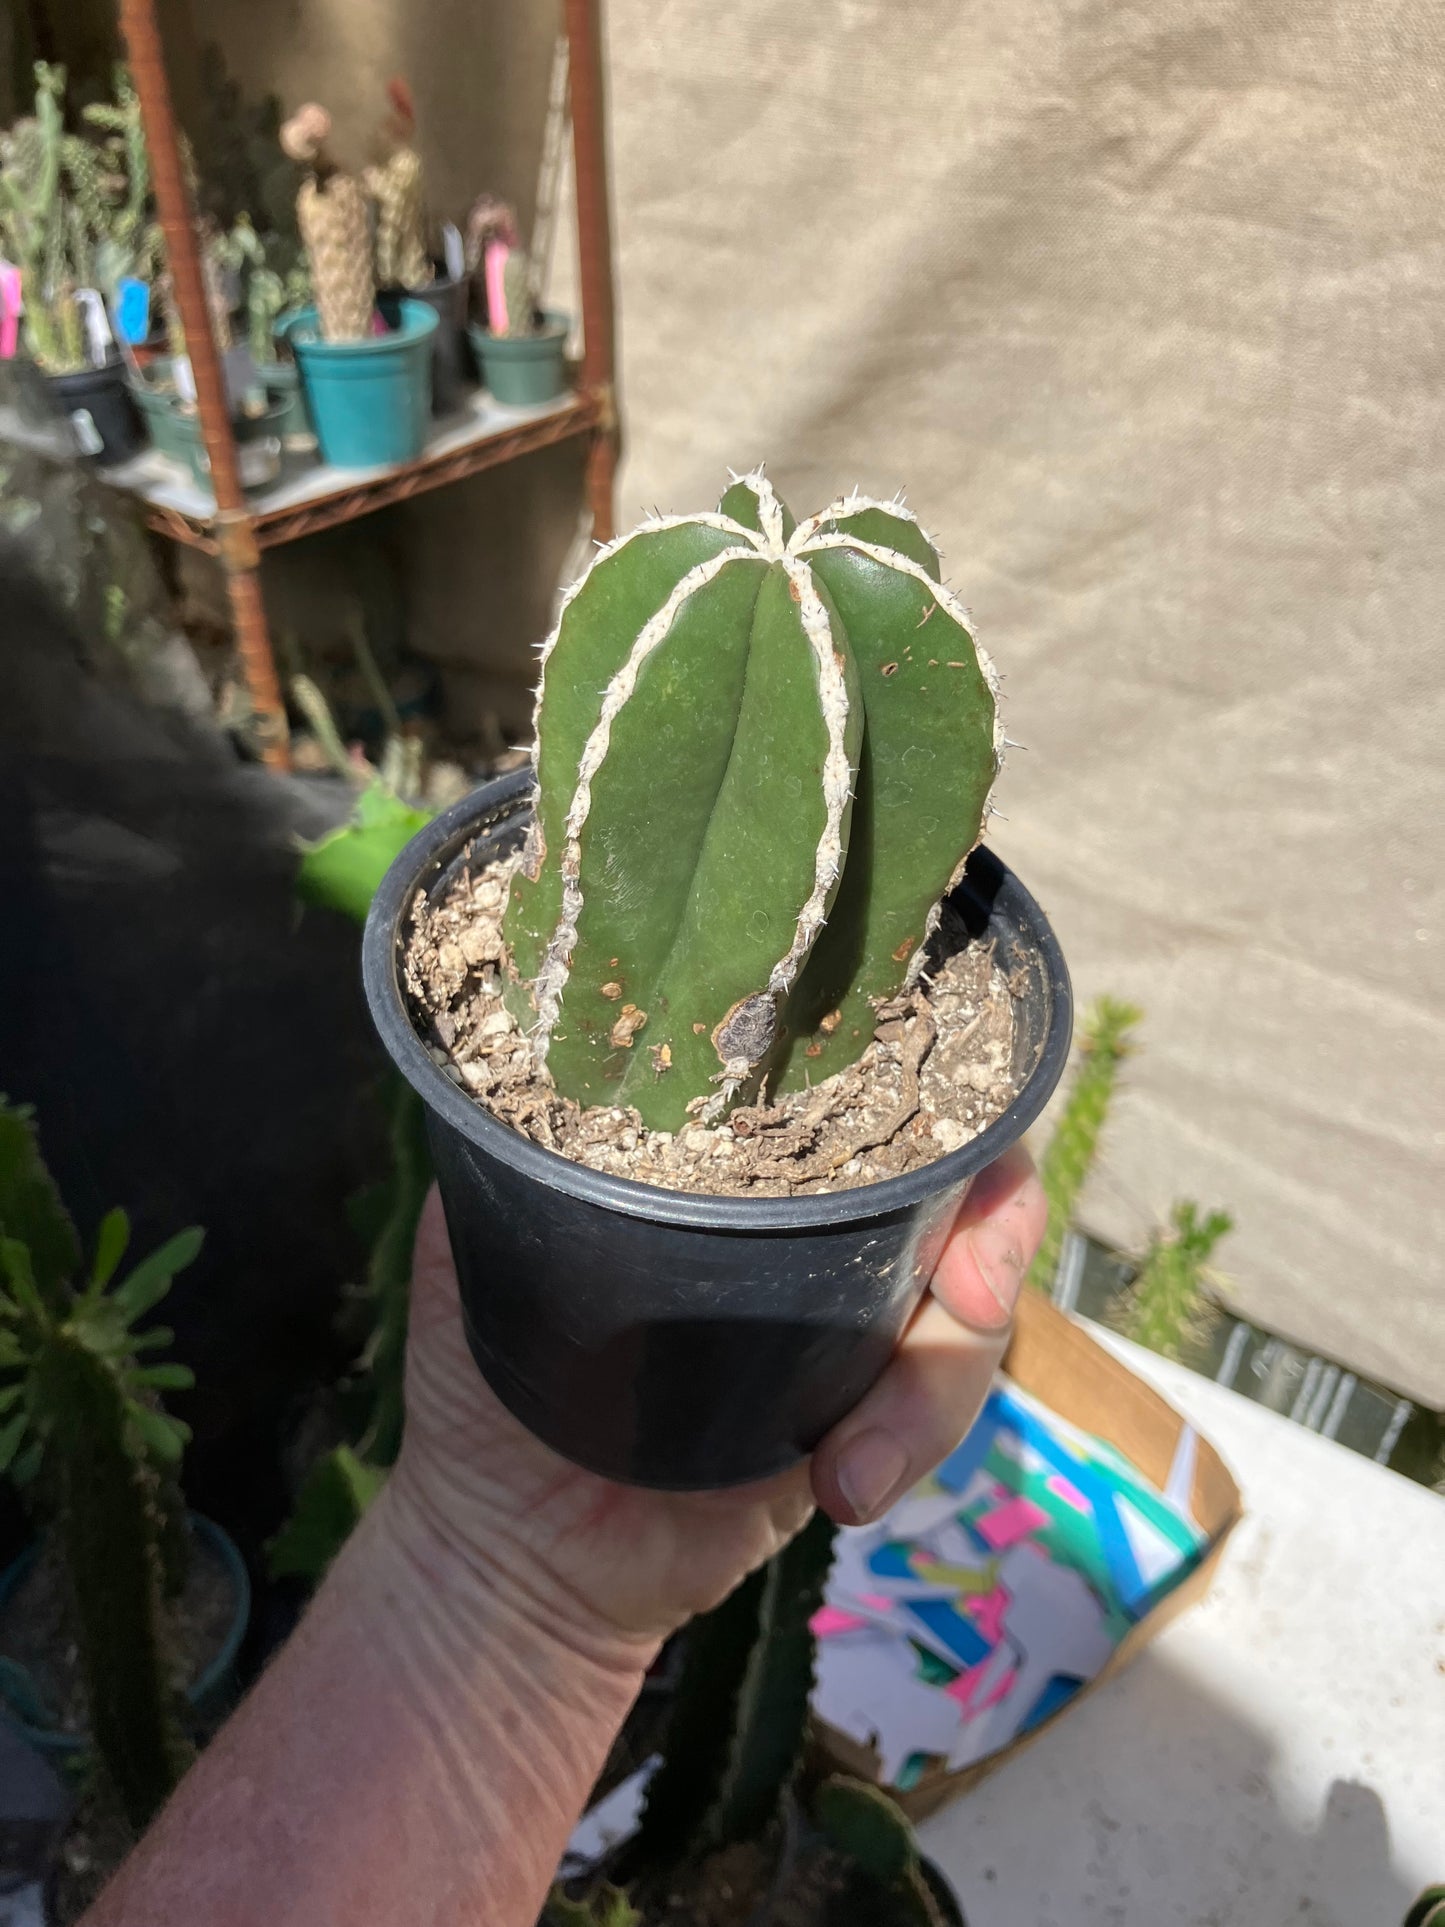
[281,104,375,342]
[365,78,431,291]
[502,471,1001,1132]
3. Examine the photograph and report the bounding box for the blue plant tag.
[115,277,151,345]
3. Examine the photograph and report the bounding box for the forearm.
[88,1486,655,1927]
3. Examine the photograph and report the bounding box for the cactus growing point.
[502,471,1001,1132]
[281,104,375,342]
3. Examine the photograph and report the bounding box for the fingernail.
[836,1429,911,1524]
[967,1216,1028,1324]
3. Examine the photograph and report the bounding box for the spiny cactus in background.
[1025,997,1142,1293]
[502,471,1001,1131]
[464,192,517,327]
[1118,1201,1230,1363]
[0,1098,199,1831]
[0,63,159,372]
[365,78,431,290]
[813,1777,958,1926]
[81,65,162,297]
[635,1511,838,1866]
[281,103,375,342]
[497,246,539,336]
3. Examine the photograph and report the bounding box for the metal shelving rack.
[116,0,619,769]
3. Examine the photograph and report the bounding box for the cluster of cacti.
[280,103,375,342]
[207,212,310,367]
[365,79,432,290]
[1024,997,1142,1293]
[0,1098,200,1830]
[502,471,1001,1132]
[813,1777,956,1926]
[0,62,159,374]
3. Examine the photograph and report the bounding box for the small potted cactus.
[279,102,437,469]
[468,225,569,405]
[0,1101,250,1908]
[546,1516,964,1925]
[367,78,472,415]
[0,62,151,464]
[364,472,1071,1487]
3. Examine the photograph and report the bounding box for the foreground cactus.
[503,471,1001,1131]
[281,103,374,341]
[0,1099,199,1830]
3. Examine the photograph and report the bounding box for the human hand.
[384,1145,1045,1656]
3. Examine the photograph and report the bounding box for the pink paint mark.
[859,1592,896,1613]
[1046,1473,1090,1514]
[964,1585,1011,1645]
[979,1665,1017,1711]
[945,1654,1018,1713]
[0,266,21,360]
[485,239,512,334]
[974,1496,1049,1550]
[810,1606,870,1638]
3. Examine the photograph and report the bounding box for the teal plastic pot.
[0,1515,251,1758]
[469,311,569,405]
[129,360,288,492]
[286,299,438,467]
[260,359,315,452]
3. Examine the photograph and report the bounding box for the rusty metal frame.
[112,0,620,761]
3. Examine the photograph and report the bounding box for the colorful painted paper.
[811,1378,1207,1787]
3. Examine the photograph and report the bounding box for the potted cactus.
[0,62,152,464]
[469,226,569,405]
[547,1515,964,1925]
[367,78,472,414]
[364,471,1072,1488]
[0,1101,250,1906]
[278,102,436,469]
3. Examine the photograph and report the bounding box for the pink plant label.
[0,265,21,359]
[974,1496,1050,1550]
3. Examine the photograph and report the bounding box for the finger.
[811,1148,1047,1527]
[929,1144,1046,1335]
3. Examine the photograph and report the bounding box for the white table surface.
[920,1329,1445,1926]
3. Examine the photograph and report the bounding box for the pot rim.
[469,311,570,348]
[362,770,1073,1232]
[284,298,440,354]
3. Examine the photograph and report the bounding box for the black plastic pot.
[379,269,473,415]
[363,771,1072,1490]
[43,355,143,466]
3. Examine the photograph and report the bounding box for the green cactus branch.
[0,1097,201,1830]
[636,1511,837,1865]
[503,472,1002,1131]
[1118,1201,1232,1363]
[1026,997,1142,1293]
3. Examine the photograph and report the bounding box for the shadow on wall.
[0,558,390,1554]
[924,1645,1423,1925]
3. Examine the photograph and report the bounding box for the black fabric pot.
[363,771,1072,1490]
[43,355,143,466]
[378,270,472,415]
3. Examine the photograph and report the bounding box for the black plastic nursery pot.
[379,270,473,415]
[43,355,143,466]
[363,770,1073,1491]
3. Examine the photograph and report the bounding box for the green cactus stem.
[0,1099,200,1832]
[1025,997,1142,1293]
[503,472,1001,1131]
[33,1329,189,1831]
[635,1512,838,1863]
[500,248,537,336]
[813,1776,955,1927]
[1119,1200,1231,1363]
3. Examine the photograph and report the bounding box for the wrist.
[363,1468,661,1695]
